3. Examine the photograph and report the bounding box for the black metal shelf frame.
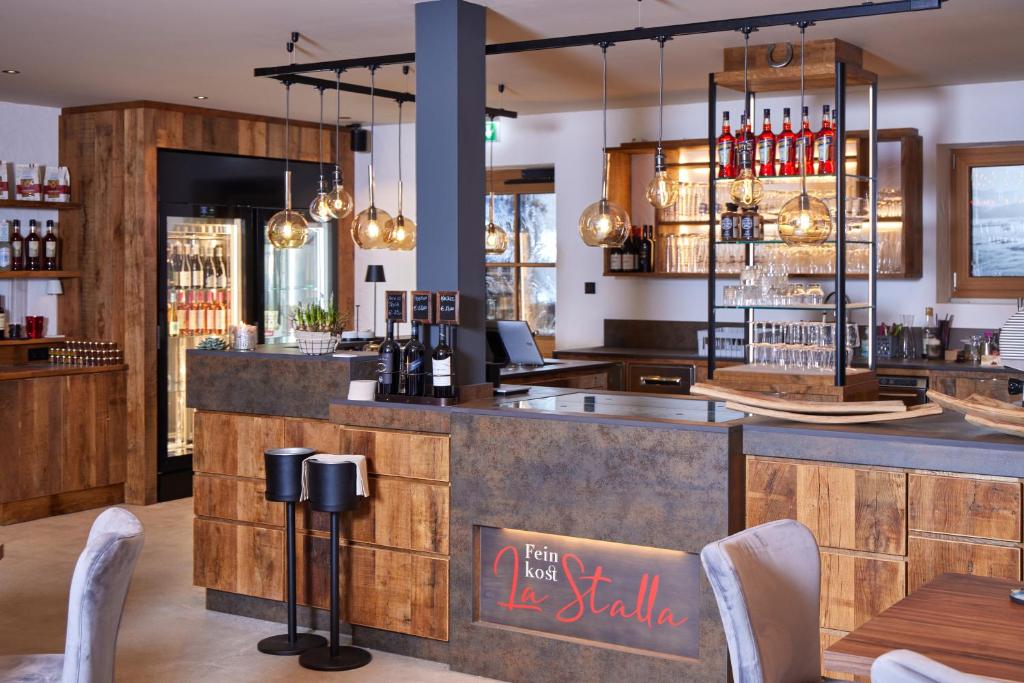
[706,63,879,386]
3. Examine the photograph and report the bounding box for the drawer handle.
[640,375,684,386]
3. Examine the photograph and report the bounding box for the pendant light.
[324,69,354,220]
[485,84,510,255]
[579,43,630,248]
[387,93,416,251]
[728,28,764,209]
[778,22,833,246]
[266,80,310,249]
[352,65,393,249]
[309,86,336,222]
[644,37,678,210]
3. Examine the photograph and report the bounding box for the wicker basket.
[294,330,338,355]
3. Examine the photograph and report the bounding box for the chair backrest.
[871,650,1003,683]
[700,519,822,683]
[62,507,145,683]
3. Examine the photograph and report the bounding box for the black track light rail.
[254,0,942,79]
[272,74,518,119]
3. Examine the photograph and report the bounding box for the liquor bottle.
[0,296,6,338]
[922,307,942,360]
[10,220,23,271]
[203,246,217,289]
[25,219,41,271]
[621,227,637,272]
[645,225,657,272]
[756,108,776,177]
[187,290,201,336]
[608,242,623,272]
[214,290,227,335]
[638,225,653,273]
[777,107,797,176]
[432,324,455,399]
[796,106,815,176]
[190,243,203,289]
[716,111,736,179]
[377,319,401,395]
[720,203,740,242]
[735,113,754,176]
[815,104,835,175]
[0,220,11,272]
[831,106,840,173]
[168,293,179,337]
[403,321,427,396]
[214,244,227,289]
[175,290,188,336]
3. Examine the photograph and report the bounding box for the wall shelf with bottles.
[603,128,921,280]
[0,270,80,280]
[0,200,81,211]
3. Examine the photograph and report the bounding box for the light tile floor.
[0,499,495,682]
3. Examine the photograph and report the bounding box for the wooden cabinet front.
[819,551,905,632]
[909,474,1021,542]
[907,536,1020,592]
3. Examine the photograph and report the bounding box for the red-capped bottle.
[756,108,776,177]
[815,104,835,175]
[796,105,815,176]
[716,111,736,179]
[735,113,754,174]
[831,105,840,174]
[777,107,797,177]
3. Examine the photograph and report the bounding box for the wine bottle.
[10,220,23,271]
[638,225,652,273]
[43,220,59,271]
[377,319,401,395]
[203,246,217,289]
[190,243,203,289]
[403,321,427,396]
[609,243,623,272]
[26,219,41,271]
[214,244,228,289]
[621,228,637,272]
[432,324,455,399]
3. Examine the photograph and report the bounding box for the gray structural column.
[415,0,487,385]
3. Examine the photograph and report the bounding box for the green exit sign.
[485,120,500,142]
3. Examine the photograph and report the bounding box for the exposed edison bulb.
[309,180,338,223]
[485,221,510,254]
[645,169,679,209]
[729,167,764,208]
[388,214,416,251]
[266,209,310,249]
[778,192,833,246]
[326,168,354,219]
[352,205,393,249]
[578,198,629,247]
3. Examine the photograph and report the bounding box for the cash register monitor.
[497,320,548,367]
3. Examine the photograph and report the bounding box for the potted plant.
[291,298,348,355]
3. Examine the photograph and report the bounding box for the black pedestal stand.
[257,501,327,655]
[299,459,372,671]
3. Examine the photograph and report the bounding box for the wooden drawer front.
[346,478,449,554]
[344,429,449,482]
[298,535,449,641]
[746,458,907,555]
[194,412,345,478]
[820,551,905,632]
[626,363,694,395]
[908,535,1021,592]
[193,518,285,602]
[193,474,283,527]
[909,474,1021,542]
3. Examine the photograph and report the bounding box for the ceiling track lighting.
[387,67,416,251]
[352,64,394,249]
[778,21,833,246]
[644,36,679,210]
[578,43,630,248]
[485,83,510,256]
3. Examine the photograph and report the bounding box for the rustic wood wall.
[58,101,356,504]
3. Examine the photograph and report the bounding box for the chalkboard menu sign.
[477,526,701,658]
[436,291,460,325]
[411,291,434,324]
[385,291,407,323]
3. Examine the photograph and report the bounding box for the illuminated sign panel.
[477,526,701,659]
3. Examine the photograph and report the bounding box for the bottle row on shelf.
[168,289,230,338]
[49,339,123,366]
[168,240,229,290]
[717,105,839,179]
[377,321,456,400]
[0,218,62,271]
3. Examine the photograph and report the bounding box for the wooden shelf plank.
[0,270,81,280]
[0,199,81,210]
[0,337,65,346]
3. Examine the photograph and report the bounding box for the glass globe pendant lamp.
[579,43,630,248]
[386,96,416,250]
[644,38,678,210]
[267,81,310,249]
[779,22,833,246]
[483,109,510,255]
[352,65,392,249]
[728,29,763,210]
[325,69,354,220]
[309,86,337,222]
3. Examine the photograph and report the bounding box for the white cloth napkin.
[300,454,370,500]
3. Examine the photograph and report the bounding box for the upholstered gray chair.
[0,507,145,683]
[871,650,1002,683]
[701,519,828,683]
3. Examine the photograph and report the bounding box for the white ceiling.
[1,0,1022,125]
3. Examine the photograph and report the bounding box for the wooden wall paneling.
[344,429,450,482]
[907,536,1021,592]
[236,119,268,157]
[909,474,1021,542]
[819,550,906,632]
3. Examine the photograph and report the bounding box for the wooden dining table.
[825,573,1024,680]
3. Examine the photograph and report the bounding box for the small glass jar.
[804,283,825,305]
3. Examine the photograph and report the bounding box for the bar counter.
[187,348,1024,682]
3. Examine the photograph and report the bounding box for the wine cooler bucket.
[295,330,339,355]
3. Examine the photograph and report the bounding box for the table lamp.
[365,265,386,338]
